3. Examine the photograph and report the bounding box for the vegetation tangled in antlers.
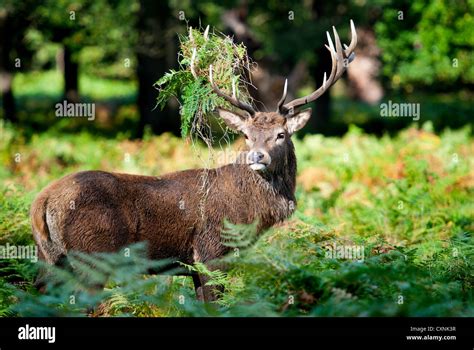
[155,26,255,140]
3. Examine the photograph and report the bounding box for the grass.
[8,70,138,138]
[0,119,472,317]
[13,70,137,100]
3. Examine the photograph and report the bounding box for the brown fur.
[31,111,308,300]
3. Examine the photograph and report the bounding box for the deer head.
[210,20,357,172]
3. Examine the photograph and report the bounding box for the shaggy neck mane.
[233,138,297,205]
[259,140,297,198]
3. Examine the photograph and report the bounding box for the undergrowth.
[0,120,472,316]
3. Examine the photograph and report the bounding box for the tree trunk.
[63,45,79,103]
[308,45,331,134]
[0,12,17,123]
[0,72,16,123]
[307,2,331,134]
[135,0,179,138]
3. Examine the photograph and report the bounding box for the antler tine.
[190,48,198,78]
[281,31,339,113]
[331,25,347,83]
[276,79,288,112]
[281,20,357,113]
[209,65,256,116]
[344,19,357,58]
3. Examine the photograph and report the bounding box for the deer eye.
[243,133,249,140]
[276,133,285,140]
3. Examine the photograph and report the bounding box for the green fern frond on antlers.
[155,26,255,138]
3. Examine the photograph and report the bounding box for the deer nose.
[250,151,265,163]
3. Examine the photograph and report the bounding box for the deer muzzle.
[247,150,271,171]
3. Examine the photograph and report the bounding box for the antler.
[189,27,255,116]
[209,65,256,116]
[278,20,357,115]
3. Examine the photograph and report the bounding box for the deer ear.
[217,108,247,131]
[286,108,312,134]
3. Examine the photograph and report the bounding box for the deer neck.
[270,140,297,197]
[247,140,297,201]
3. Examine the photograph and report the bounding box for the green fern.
[221,219,259,248]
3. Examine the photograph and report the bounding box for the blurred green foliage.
[31,0,138,61]
[375,0,474,91]
[2,0,472,134]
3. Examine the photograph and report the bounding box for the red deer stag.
[31,21,357,301]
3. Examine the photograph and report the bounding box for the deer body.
[32,160,296,266]
[32,21,357,301]
[31,119,299,300]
